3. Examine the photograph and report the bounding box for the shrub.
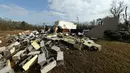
[118,31,130,41]
[104,30,122,40]
[110,32,122,40]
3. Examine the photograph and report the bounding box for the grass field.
[49,40,130,73]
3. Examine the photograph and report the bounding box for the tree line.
[0,18,51,31]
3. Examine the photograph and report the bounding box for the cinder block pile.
[0,30,64,73]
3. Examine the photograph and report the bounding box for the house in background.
[54,20,77,33]
[86,17,119,38]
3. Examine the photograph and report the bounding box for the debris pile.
[0,30,102,73]
[0,30,64,73]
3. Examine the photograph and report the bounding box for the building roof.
[55,20,77,29]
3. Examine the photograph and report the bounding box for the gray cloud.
[0,0,130,24]
[49,0,130,22]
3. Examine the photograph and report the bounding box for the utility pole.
[77,17,79,24]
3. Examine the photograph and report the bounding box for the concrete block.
[10,47,15,54]
[45,41,51,45]
[0,59,6,69]
[0,54,3,59]
[32,30,39,35]
[7,41,20,48]
[28,51,40,55]
[51,46,61,52]
[29,33,35,37]
[8,69,14,73]
[31,41,40,50]
[40,40,45,47]
[41,48,49,58]
[41,47,45,54]
[13,41,20,46]
[0,46,6,53]
[4,50,11,58]
[38,53,46,64]
[0,60,14,73]
[23,38,30,43]
[41,30,45,33]
[40,58,56,73]
[57,51,64,61]
[22,55,38,71]
[35,35,39,38]
[13,50,26,62]
[19,56,33,66]
[27,45,33,52]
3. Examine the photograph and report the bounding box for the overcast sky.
[0,0,130,24]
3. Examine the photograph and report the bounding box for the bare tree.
[110,0,126,19]
[96,18,103,25]
[123,6,130,33]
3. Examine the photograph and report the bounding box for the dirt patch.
[0,30,24,47]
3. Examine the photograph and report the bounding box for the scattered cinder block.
[28,51,40,55]
[40,40,45,47]
[12,41,20,46]
[38,53,46,65]
[29,33,35,37]
[7,41,20,49]
[51,46,61,52]
[40,58,56,73]
[13,50,26,62]
[0,60,14,73]
[41,47,49,58]
[4,50,11,58]
[23,38,30,43]
[57,51,64,61]
[27,45,33,52]
[0,46,6,53]
[31,41,40,50]
[32,30,39,35]
[41,30,45,34]
[0,54,3,59]
[35,35,39,38]
[0,59,6,69]
[22,55,38,71]
[45,41,51,45]
[0,30,66,72]
[10,47,15,54]
[19,56,33,66]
